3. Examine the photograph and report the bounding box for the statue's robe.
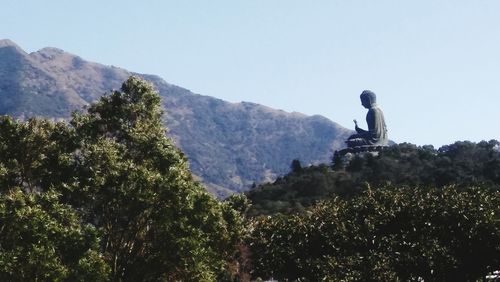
[347,105,388,147]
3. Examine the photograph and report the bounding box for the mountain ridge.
[0,39,353,196]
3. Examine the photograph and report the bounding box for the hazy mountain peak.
[0,39,27,55]
[33,46,66,57]
[30,47,79,65]
[0,39,20,48]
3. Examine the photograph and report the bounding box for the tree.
[0,76,245,281]
[290,159,302,173]
[69,76,243,280]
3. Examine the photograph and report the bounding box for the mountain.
[0,39,353,197]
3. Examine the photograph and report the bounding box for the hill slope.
[0,39,352,196]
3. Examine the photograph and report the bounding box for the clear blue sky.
[2,0,499,147]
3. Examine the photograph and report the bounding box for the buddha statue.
[346,90,388,148]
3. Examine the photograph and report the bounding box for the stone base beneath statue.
[333,145,388,168]
[337,145,388,156]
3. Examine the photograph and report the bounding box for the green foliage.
[0,188,109,281]
[67,76,244,281]
[0,116,103,281]
[0,76,245,281]
[249,186,500,281]
[246,163,357,216]
[247,141,500,216]
[0,117,75,194]
[346,141,500,189]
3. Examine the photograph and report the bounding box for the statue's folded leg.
[346,137,370,148]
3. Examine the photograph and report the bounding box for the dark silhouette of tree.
[290,159,302,173]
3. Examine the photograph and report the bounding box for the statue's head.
[360,90,376,108]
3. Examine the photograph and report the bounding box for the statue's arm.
[354,119,367,134]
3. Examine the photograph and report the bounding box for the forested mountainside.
[247,141,500,216]
[0,39,352,196]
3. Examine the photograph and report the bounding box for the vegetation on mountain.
[244,141,500,280]
[247,141,500,216]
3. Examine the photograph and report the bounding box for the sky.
[1,0,499,147]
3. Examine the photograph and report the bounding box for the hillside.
[246,140,500,215]
[0,39,353,196]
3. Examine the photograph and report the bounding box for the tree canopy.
[0,77,244,281]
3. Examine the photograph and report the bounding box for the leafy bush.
[249,186,500,281]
